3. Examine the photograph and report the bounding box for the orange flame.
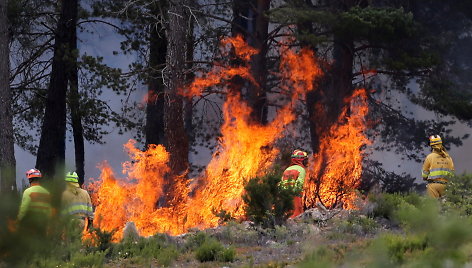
[182,35,259,97]
[304,88,370,209]
[90,36,372,241]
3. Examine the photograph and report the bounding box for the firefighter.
[422,135,455,198]
[279,149,308,218]
[17,168,53,234]
[61,172,94,232]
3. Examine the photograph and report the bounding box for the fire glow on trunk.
[88,36,368,240]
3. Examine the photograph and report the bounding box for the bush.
[195,238,235,262]
[111,234,179,266]
[444,174,472,216]
[334,215,378,236]
[242,170,296,228]
[370,192,421,220]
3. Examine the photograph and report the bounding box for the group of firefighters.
[16,134,454,233]
[17,170,94,235]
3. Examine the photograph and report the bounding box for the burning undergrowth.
[88,36,368,240]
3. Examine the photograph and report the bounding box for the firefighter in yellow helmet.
[279,149,308,218]
[422,135,455,198]
[17,169,53,234]
[61,172,94,232]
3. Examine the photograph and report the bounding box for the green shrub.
[299,246,339,268]
[70,250,107,268]
[112,234,179,266]
[215,221,259,245]
[191,232,236,263]
[370,192,421,220]
[185,231,209,250]
[195,239,223,262]
[444,174,472,216]
[242,170,296,228]
[217,246,236,262]
[335,215,378,235]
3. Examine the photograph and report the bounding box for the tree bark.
[184,16,194,140]
[0,0,16,193]
[69,17,84,186]
[304,0,355,154]
[145,1,167,148]
[232,0,271,124]
[247,0,270,125]
[36,0,78,178]
[165,1,189,176]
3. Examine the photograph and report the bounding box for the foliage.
[187,231,235,263]
[111,234,179,266]
[334,214,378,236]
[302,189,472,267]
[443,174,472,216]
[242,170,296,228]
[195,238,235,263]
[369,192,421,220]
[214,221,259,245]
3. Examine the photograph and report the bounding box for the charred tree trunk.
[0,0,16,193]
[69,21,84,186]
[145,1,167,148]
[304,0,356,154]
[232,0,270,124]
[309,35,354,153]
[247,0,270,125]
[165,0,189,177]
[36,0,78,178]
[184,17,194,140]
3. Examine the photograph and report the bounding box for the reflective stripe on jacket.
[18,184,52,220]
[422,152,455,182]
[61,182,93,219]
[279,164,306,193]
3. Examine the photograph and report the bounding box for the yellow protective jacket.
[422,152,455,183]
[61,182,94,220]
[279,164,306,194]
[18,183,52,220]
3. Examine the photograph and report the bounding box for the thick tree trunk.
[247,0,270,125]
[308,35,354,154]
[145,2,167,148]
[0,0,16,193]
[232,0,270,124]
[36,0,78,178]
[165,1,189,176]
[184,17,194,140]
[69,28,84,185]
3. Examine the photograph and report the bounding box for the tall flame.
[304,88,370,209]
[89,36,370,241]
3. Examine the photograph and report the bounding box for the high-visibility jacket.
[18,183,52,220]
[61,182,94,220]
[279,164,306,194]
[422,152,455,183]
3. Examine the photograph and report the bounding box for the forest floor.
[104,204,392,268]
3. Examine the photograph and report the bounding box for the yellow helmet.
[429,135,442,146]
[65,171,79,183]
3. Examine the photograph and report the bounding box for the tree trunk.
[165,1,189,176]
[0,0,16,193]
[145,1,167,148]
[232,0,271,124]
[304,0,355,154]
[184,17,194,140]
[247,0,270,125]
[36,0,78,178]
[69,17,84,186]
